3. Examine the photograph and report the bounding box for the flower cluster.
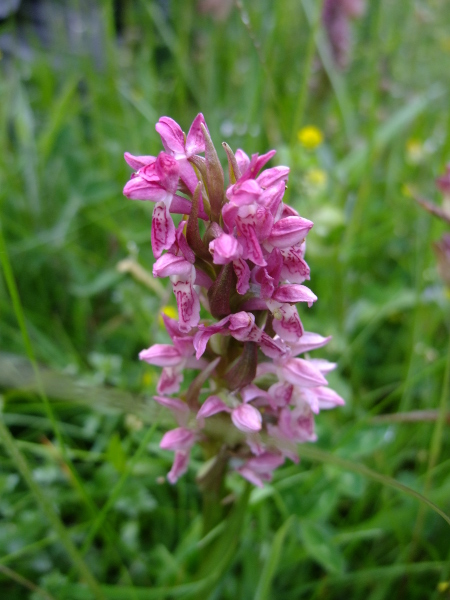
[123,114,344,487]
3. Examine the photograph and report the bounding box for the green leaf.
[253,515,296,600]
[106,433,127,473]
[37,76,80,161]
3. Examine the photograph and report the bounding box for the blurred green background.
[0,0,450,598]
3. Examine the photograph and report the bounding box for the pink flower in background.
[322,0,365,69]
[123,114,344,485]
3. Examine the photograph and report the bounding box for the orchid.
[123,114,344,487]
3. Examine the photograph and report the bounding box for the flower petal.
[153,253,193,278]
[280,358,328,388]
[313,386,346,409]
[171,276,200,332]
[151,202,176,259]
[197,395,231,419]
[156,117,185,155]
[167,450,190,484]
[267,300,304,342]
[209,233,242,264]
[235,149,250,174]
[185,113,207,156]
[124,152,156,170]
[233,258,251,294]
[280,244,310,283]
[160,427,196,451]
[155,152,180,194]
[123,175,170,202]
[289,332,332,355]
[231,404,262,433]
[139,344,181,367]
[153,395,189,425]
[157,367,184,396]
[272,284,317,306]
[267,216,313,248]
[256,166,290,188]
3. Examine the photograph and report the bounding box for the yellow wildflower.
[305,168,327,188]
[406,138,425,165]
[304,168,328,196]
[142,371,153,386]
[158,305,178,327]
[437,581,450,593]
[297,126,323,150]
[401,183,413,198]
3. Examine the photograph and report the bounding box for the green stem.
[198,448,229,536]
[186,484,251,599]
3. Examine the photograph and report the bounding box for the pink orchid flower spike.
[123,112,344,486]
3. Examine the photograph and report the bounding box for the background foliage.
[0,0,449,598]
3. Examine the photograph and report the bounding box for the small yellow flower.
[305,168,327,188]
[406,138,425,164]
[304,168,328,197]
[142,371,153,386]
[401,183,413,198]
[437,581,450,593]
[297,126,323,150]
[158,305,178,327]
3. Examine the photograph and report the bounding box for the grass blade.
[0,418,104,599]
[253,515,296,600]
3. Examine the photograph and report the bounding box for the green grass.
[1,0,450,598]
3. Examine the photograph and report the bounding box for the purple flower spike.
[124,113,344,486]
